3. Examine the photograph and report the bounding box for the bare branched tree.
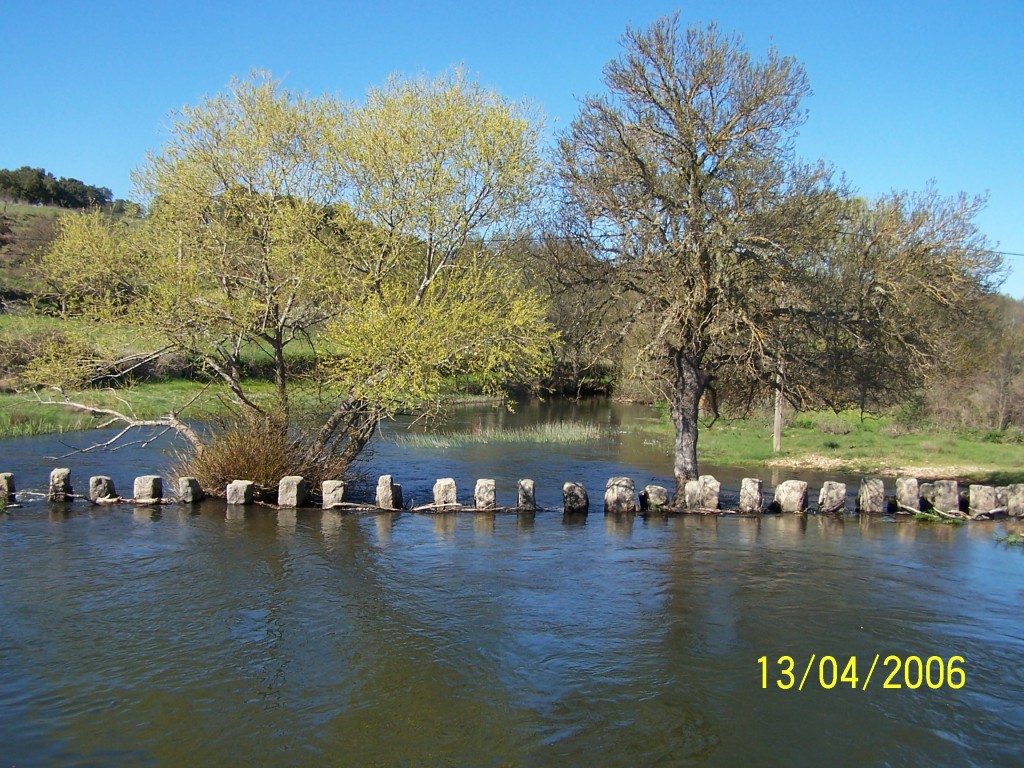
[559,13,1001,500]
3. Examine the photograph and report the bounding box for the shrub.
[816,414,853,435]
[173,413,350,500]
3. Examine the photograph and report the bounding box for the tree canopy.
[558,13,1001,499]
[33,71,554,492]
[0,166,113,209]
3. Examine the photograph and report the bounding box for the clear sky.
[4,0,1022,296]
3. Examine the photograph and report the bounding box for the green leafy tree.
[308,67,552,466]
[32,71,554,492]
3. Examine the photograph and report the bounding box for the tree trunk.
[773,368,784,453]
[669,353,709,504]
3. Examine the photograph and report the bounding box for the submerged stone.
[640,485,670,512]
[818,481,847,514]
[49,468,72,502]
[856,478,885,514]
[134,475,163,503]
[226,480,254,506]
[683,480,701,509]
[0,473,15,503]
[1007,484,1024,518]
[89,476,117,502]
[563,482,589,515]
[518,479,536,512]
[475,479,496,510]
[433,478,457,508]
[278,476,309,508]
[895,477,919,512]
[773,480,808,514]
[739,478,763,514]
[932,480,960,514]
[969,485,998,518]
[604,477,635,514]
[178,477,204,504]
[322,480,346,509]
[376,475,401,510]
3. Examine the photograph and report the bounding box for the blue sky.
[4,0,1022,296]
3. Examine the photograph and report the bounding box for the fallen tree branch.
[33,387,206,453]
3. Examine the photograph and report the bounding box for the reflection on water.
[1,507,1023,766]
[2,400,1024,765]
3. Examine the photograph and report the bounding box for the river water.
[1,400,1023,766]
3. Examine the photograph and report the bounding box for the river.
[1,399,1022,766]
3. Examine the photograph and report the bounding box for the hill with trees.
[0,166,112,209]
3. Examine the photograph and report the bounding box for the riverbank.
[621,406,1024,484]
[4,386,1024,484]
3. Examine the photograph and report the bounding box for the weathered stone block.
[89,476,117,502]
[1007,484,1024,518]
[322,480,346,509]
[517,479,536,511]
[697,475,721,510]
[226,480,254,506]
[818,481,847,514]
[563,482,589,515]
[773,480,808,513]
[895,477,920,512]
[932,480,960,514]
[604,477,636,514]
[376,475,401,509]
[178,476,204,504]
[919,482,935,510]
[1,472,16,503]
[49,468,72,502]
[856,478,885,514]
[639,484,670,512]
[475,479,496,510]
[134,475,163,503]
[996,487,1008,509]
[683,480,700,509]
[278,476,309,508]
[433,478,457,508]
[969,484,997,517]
[739,478,763,514]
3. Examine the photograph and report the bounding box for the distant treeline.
[0,166,114,209]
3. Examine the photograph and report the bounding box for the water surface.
[1,400,1022,766]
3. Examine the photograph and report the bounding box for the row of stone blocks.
[756,477,1024,518]
[4,470,1022,518]
[0,469,172,505]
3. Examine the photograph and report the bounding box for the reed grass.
[396,421,604,448]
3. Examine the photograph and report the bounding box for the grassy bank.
[627,407,1024,483]
[0,379,236,437]
[5,379,1024,484]
[0,380,504,440]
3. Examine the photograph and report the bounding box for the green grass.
[0,312,168,350]
[0,379,280,439]
[996,532,1024,546]
[627,408,1024,483]
[396,421,604,448]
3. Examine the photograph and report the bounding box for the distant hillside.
[0,203,63,299]
[0,163,138,304]
[0,166,112,209]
